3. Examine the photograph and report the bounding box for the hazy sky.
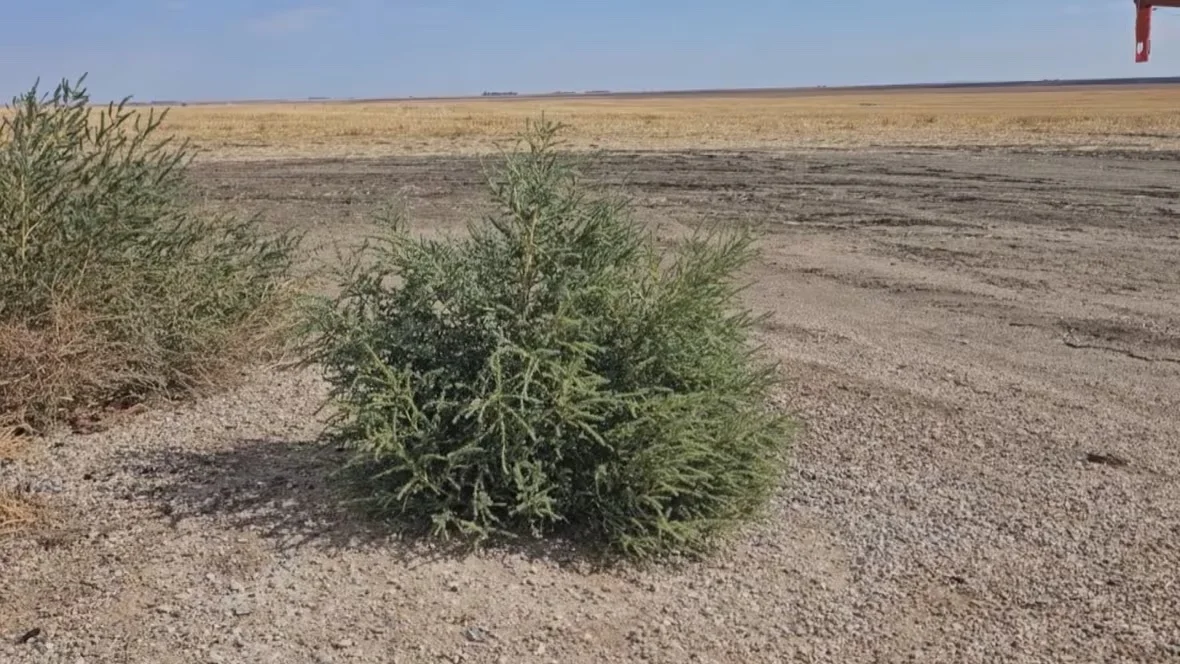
[1,1,1177,102]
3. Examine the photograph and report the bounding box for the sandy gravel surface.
[3,147,1179,663]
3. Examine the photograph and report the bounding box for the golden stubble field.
[144,85,1180,161]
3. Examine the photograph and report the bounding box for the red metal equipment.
[1136,0,1180,62]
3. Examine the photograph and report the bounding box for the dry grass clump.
[0,307,111,430]
[139,86,1180,160]
[0,427,35,536]
[0,492,37,536]
[0,426,24,462]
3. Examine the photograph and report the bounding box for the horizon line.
[92,74,1180,107]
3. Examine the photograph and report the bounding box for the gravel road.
[2,147,1179,663]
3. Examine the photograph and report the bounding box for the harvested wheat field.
[153,85,1180,160]
[3,86,1180,663]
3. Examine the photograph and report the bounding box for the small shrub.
[305,119,791,560]
[0,76,299,429]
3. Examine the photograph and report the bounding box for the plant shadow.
[125,436,618,571]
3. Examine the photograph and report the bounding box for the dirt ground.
[2,146,1179,663]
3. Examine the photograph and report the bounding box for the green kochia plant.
[0,75,298,428]
[304,118,791,560]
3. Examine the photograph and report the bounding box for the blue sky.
[1,1,1177,102]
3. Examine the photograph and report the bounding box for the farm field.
[3,88,1180,663]
[153,85,1180,160]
